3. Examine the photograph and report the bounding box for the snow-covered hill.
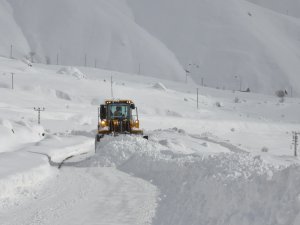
[0,0,185,81]
[127,0,300,95]
[0,1,30,59]
[1,57,300,224]
[1,0,300,95]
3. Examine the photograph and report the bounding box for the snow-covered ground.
[1,57,300,224]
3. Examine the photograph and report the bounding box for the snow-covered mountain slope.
[0,1,30,59]
[1,0,300,95]
[0,0,185,81]
[127,0,300,95]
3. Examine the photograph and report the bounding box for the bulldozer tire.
[95,135,100,151]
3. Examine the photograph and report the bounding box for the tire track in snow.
[189,134,247,154]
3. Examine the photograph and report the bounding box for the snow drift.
[91,134,300,225]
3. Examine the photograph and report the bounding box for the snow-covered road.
[1,167,157,225]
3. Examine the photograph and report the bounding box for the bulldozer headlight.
[134,120,139,128]
[113,120,119,126]
[100,120,106,127]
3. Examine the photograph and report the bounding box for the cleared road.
[1,167,157,225]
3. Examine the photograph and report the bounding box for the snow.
[2,0,300,95]
[152,82,167,91]
[57,67,86,80]
[247,0,300,18]
[1,30,300,225]
[1,167,157,225]
[127,0,300,95]
[0,1,30,59]
[0,0,185,81]
[1,0,300,223]
[0,118,45,152]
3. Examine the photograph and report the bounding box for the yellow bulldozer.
[95,100,148,150]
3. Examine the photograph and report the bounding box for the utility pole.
[239,76,242,91]
[10,44,13,59]
[201,78,204,87]
[11,73,14,90]
[185,69,190,84]
[234,75,242,91]
[293,132,299,157]
[34,107,45,125]
[111,75,114,98]
[85,54,87,67]
[94,59,97,68]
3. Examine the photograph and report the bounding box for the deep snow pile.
[0,119,45,153]
[152,82,167,91]
[57,67,86,80]
[93,134,300,225]
[0,152,56,209]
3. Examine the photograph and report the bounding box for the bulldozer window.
[108,104,130,119]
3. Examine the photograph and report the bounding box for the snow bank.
[152,82,167,91]
[124,155,300,225]
[92,134,300,225]
[0,152,56,209]
[33,135,94,163]
[0,119,45,153]
[57,67,86,80]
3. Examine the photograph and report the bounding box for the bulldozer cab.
[108,104,130,120]
[100,101,136,121]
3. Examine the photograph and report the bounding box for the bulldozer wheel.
[95,135,100,151]
[95,134,105,151]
